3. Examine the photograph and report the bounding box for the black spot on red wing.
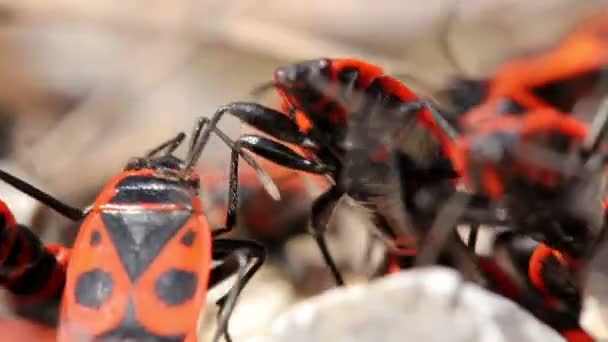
[90,230,101,246]
[98,299,185,341]
[101,211,191,281]
[180,230,196,247]
[155,269,197,306]
[75,269,113,309]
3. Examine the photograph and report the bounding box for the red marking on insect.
[0,318,57,341]
[0,117,271,341]
[476,256,523,301]
[58,166,212,341]
[469,10,608,120]
[561,328,596,342]
[369,146,391,163]
[529,243,582,298]
[450,109,588,199]
[375,75,453,156]
[273,58,385,134]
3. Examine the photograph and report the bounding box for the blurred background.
[0,0,606,340]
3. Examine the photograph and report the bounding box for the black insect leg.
[309,185,346,286]
[209,239,265,342]
[415,191,471,267]
[211,148,239,238]
[183,117,275,235]
[468,222,480,253]
[194,102,317,158]
[236,134,332,174]
[212,133,333,237]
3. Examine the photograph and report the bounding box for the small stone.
[249,267,564,342]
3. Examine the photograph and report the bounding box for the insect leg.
[190,116,281,201]
[192,102,316,159]
[422,100,460,140]
[210,239,265,342]
[211,149,239,237]
[236,134,332,174]
[467,222,480,253]
[309,185,346,286]
[415,191,471,267]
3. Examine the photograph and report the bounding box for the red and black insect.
[201,58,476,285]
[382,10,608,340]
[439,8,608,125]
[436,34,608,332]
[404,106,606,341]
[475,234,596,342]
[0,112,277,341]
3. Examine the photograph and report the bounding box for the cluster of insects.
[0,7,607,342]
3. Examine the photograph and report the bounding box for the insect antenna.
[250,81,279,99]
[145,132,187,157]
[438,0,470,78]
[0,169,84,221]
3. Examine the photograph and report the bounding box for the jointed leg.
[211,149,239,237]
[192,118,278,236]
[309,185,346,286]
[415,191,471,267]
[209,239,265,342]
[185,103,316,167]
[235,134,332,174]
[468,222,480,253]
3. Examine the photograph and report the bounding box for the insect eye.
[274,66,302,86]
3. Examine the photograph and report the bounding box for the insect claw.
[234,147,282,201]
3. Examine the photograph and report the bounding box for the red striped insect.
[440,102,608,342]
[411,12,608,337]
[0,112,278,341]
[476,246,595,342]
[433,7,608,259]
[207,58,462,285]
[440,8,608,124]
[450,108,589,199]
